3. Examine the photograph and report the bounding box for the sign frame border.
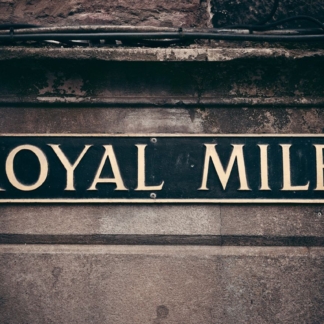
[1,133,324,204]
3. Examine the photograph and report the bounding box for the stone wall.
[0,1,323,323]
[0,0,208,27]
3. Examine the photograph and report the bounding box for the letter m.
[198,144,250,191]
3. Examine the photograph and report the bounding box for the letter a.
[88,145,127,191]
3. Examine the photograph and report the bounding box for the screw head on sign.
[150,193,157,199]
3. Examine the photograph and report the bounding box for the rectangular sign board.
[0,134,324,203]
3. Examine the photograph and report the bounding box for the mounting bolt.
[318,211,322,217]
[150,193,157,199]
[150,138,157,143]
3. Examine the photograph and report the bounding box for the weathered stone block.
[0,245,323,323]
[211,0,324,28]
[1,53,324,104]
[0,107,323,136]
[221,205,324,237]
[0,107,205,133]
[0,205,221,235]
[0,0,208,27]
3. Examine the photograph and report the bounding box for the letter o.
[6,145,48,191]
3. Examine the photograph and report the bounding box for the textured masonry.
[0,1,324,323]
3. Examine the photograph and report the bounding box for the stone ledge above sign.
[0,134,324,203]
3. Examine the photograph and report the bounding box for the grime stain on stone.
[37,72,56,95]
[52,267,62,288]
[0,296,6,307]
[153,305,169,323]
[188,108,196,122]
[199,108,298,134]
[38,72,86,96]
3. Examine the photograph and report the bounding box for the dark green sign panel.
[0,134,323,203]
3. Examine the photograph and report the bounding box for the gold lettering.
[88,145,127,191]
[135,144,164,191]
[6,145,48,191]
[258,144,271,190]
[198,144,250,191]
[280,144,309,191]
[49,144,91,191]
[314,145,324,190]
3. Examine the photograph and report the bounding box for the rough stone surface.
[211,0,324,28]
[1,204,324,241]
[0,0,208,27]
[0,205,220,235]
[0,245,323,324]
[197,108,324,134]
[0,108,205,133]
[1,48,323,62]
[221,205,324,237]
[1,54,324,105]
[0,107,323,135]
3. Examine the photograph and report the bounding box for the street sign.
[0,134,323,203]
